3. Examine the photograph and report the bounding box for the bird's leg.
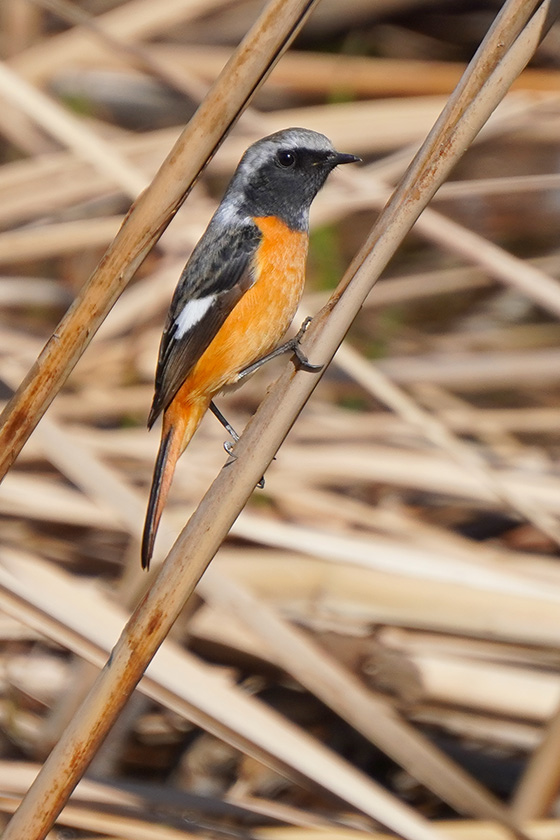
[210,400,239,442]
[210,401,265,489]
[237,317,323,381]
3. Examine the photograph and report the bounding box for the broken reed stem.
[3,2,556,840]
[0,0,319,484]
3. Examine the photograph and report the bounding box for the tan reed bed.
[1,1,560,838]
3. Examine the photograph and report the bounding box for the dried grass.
[2,0,560,839]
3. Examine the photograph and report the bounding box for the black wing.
[148,221,261,427]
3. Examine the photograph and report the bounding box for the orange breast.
[186,216,308,398]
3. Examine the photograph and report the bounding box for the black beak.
[332,152,361,166]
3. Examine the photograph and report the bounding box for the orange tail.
[142,398,208,570]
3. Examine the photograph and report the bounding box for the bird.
[142,127,360,569]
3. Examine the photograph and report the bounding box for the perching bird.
[142,127,359,569]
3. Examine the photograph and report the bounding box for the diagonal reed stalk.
[3,1,559,839]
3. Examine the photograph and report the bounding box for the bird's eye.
[276,150,296,168]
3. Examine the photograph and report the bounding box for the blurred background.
[2,0,560,837]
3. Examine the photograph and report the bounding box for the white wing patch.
[174,295,216,339]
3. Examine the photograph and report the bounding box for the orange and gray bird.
[142,127,359,569]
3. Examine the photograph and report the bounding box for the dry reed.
[1,1,560,839]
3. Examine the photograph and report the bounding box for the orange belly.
[185,216,308,399]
